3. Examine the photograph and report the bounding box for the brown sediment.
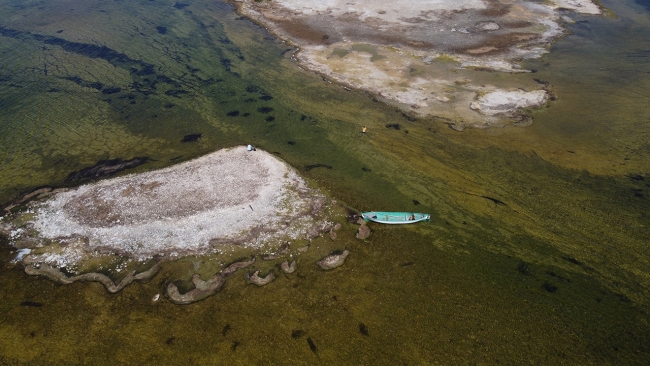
[464,46,500,55]
[479,0,512,17]
[501,20,535,29]
[272,18,335,46]
[454,32,541,56]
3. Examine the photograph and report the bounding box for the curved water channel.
[0,0,648,364]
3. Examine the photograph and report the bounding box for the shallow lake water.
[0,0,649,364]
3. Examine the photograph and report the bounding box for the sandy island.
[231,0,601,128]
[2,146,333,271]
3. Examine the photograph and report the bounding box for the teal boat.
[361,211,430,224]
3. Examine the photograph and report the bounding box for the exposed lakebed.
[0,146,354,303]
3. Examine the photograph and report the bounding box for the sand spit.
[231,0,602,127]
[2,146,333,271]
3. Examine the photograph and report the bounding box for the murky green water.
[0,0,649,364]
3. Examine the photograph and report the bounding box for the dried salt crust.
[232,0,602,126]
[12,146,331,269]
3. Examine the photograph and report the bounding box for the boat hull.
[361,212,430,224]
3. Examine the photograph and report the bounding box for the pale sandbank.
[2,146,333,271]
[231,0,602,127]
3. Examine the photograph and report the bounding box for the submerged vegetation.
[0,0,648,364]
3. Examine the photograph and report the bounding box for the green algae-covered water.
[1,0,649,364]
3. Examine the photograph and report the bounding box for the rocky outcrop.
[317,250,350,270]
[24,261,162,293]
[166,257,255,304]
[221,257,256,276]
[281,260,297,274]
[356,224,371,239]
[166,273,227,305]
[262,242,291,260]
[245,270,276,286]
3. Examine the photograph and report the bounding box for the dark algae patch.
[222,324,231,336]
[231,341,240,351]
[306,337,318,354]
[517,261,531,275]
[542,281,558,293]
[359,323,369,336]
[19,301,43,307]
[65,157,149,183]
[102,87,121,95]
[304,163,333,171]
[181,133,202,143]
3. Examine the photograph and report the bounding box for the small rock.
[245,270,276,286]
[221,257,255,277]
[329,229,337,240]
[262,253,280,261]
[281,260,296,274]
[152,293,160,302]
[514,116,533,127]
[356,224,371,239]
[317,250,350,270]
[278,242,291,254]
[448,123,465,132]
[333,223,341,231]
